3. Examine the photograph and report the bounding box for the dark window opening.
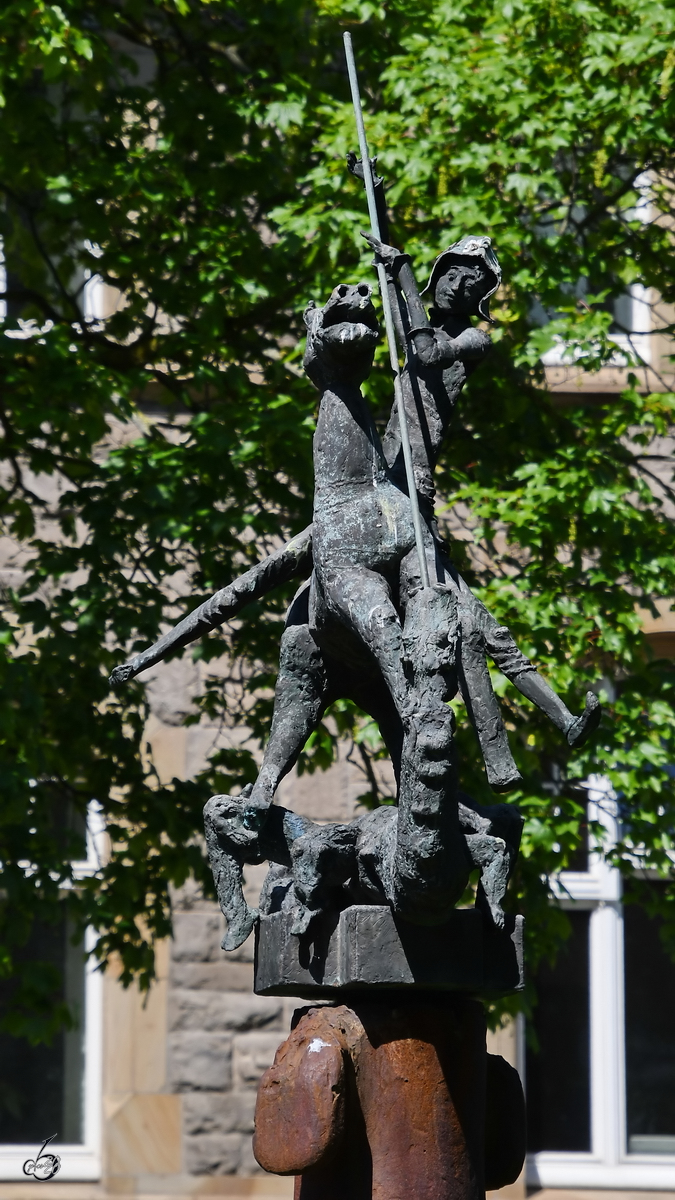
[526,909,591,1152]
[0,909,85,1144]
[625,890,675,1155]
[608,291,635,336]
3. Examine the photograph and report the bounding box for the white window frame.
[527,776,675,1190]
[0,804,105,1181]
[541,173,653,371]
[0,242,6,323]
[541,283,652,369]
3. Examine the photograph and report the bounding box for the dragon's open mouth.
[322,282,379,333]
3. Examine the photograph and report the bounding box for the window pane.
[625,893,675,1154]
[526,910,591,1151]
[0,910,85,1144]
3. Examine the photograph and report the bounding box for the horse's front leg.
[248,609,332,812]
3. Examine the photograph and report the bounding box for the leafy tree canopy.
[0,0,674,1037]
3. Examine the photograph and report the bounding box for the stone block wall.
[167,878,303,1178]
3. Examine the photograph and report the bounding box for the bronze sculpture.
[112,232,599,949]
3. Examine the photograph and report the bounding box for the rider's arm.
[388,274,411,351]
[364,235,491,369]
[415,322,492,367]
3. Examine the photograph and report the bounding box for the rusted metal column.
[352,997,487,1200]
[254,995,500,1200]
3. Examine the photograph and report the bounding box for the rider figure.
[358,219,600,786]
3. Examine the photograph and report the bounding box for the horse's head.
[303,282,380,389]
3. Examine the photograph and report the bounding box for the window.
[0,909,86,1145]
[0,806,104,1181]
[527,909,591,1153]
[624,886,675,1157]
[526,778,675,1189]
[540,285,652,369]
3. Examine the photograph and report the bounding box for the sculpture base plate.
[254,904,524,998]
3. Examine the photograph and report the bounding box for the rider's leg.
[457,601,522,792]
[442,560,600,750]
[476,604,601,748]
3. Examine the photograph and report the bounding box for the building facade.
[0,290,673,1200]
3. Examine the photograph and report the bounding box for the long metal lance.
[343,31,430,590]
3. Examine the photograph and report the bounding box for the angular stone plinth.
[254,905,524,998]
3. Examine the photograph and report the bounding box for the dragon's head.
[303,282,380,389]
[204,789,266,862]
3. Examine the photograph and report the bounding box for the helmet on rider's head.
[422,236,502,321]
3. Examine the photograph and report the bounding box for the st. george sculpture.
[111,191,600,959]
